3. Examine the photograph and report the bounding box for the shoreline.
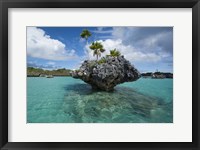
[27,75,71,77]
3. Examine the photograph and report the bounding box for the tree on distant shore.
[89,42,105,60]
[80,29,92,44]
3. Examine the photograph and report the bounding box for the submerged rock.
[71,56,141,91]
[63,84,172,123]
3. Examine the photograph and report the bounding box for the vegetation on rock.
[80,29,91,44]
[107,49,121,57]
[98,57,106,64]
[89,42,105,60]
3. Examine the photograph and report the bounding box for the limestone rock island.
[71,55,141,91]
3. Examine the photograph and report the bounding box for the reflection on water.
[62,83,172,123]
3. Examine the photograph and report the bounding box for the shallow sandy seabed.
[62,83,173,123]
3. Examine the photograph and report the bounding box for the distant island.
[141,72,173,79]
[27,67,71,77]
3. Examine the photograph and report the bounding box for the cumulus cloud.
[27,61,60,70]
[85,27,172,65]
[27,27,78,61]
[84,39,166,62]
[111,27,173,54]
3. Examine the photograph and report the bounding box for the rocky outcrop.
[71,56,141,91]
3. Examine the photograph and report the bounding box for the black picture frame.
[0,0,199,149]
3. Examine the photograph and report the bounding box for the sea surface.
[27,77,173,123]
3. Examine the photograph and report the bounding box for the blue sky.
[27,27,173,73]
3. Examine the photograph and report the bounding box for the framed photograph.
[0,0,199,149]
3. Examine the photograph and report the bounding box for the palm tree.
[109,49,121,57]
[89,42,105,60]
[80,29,92,44]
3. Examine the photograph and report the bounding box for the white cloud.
[27,27,78,61]
[111,27,173,54]
[27,61,60,70]
[135,31,173,54]
[92,27,113,34]
[47,61,55,65]
[84,39,164,62]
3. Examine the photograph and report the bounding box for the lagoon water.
[27,77,173,123]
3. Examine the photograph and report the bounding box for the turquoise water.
[27,77,173,123]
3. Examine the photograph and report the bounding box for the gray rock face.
[71,56,141,91]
